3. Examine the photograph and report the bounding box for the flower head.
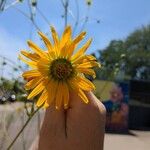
[19,26,100,109]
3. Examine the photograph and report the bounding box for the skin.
[31,91,106,150]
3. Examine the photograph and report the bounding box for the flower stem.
[7,106,41,150]
[64,0,69,27]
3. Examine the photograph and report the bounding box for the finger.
[38,105,67,149]
[41,105,66,134]
[68,91,101,124]
[66,91,106,150]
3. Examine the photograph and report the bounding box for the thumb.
[67,91,106,130]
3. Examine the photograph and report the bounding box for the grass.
[93,80,115,102]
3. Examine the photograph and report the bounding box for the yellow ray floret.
[19,25,101,109]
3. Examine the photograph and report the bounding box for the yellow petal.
[84,55,96,61]
[21,50,40,61]
[25,77,43,90]
[38,31,53,52]
[60,41,70,57]
[22,70,41,78]
[76,76,95,90]
[46,79,58,106]
[36,90,48,107]
[50,26,60,56]
[50,26,59,46]
[71,76,95,91]
[47,50,56,59]
[27,40,49,59]
[71,39,92,62]
[18,54,37,68]
[43,102,49,108]
[55,82,63,109]
[77,68,96,78]
[76,61,101,69]
[37,67,49,77]
[78,89,89,104]
[61,26,72,48]
[37,57,51,66]
[73,54,96,65]
[68,79,89,104]
[63,83,69,109]
[67,31,86,58]
[27,81,47,99]
[36,58,50,76]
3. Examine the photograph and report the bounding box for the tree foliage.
[97,25,150,81]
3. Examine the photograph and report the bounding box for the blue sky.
[0,0,150,62]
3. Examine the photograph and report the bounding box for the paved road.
[104,131,150,150]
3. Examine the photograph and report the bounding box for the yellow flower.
[19,26,100,109]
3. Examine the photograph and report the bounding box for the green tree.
[97,25,150,80]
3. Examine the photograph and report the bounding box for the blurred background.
[0,0,150,149]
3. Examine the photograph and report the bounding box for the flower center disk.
[50,58,74,81]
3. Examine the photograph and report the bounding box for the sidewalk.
[104,131,150,150]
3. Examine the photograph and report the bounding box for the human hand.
[38,91,106,150]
